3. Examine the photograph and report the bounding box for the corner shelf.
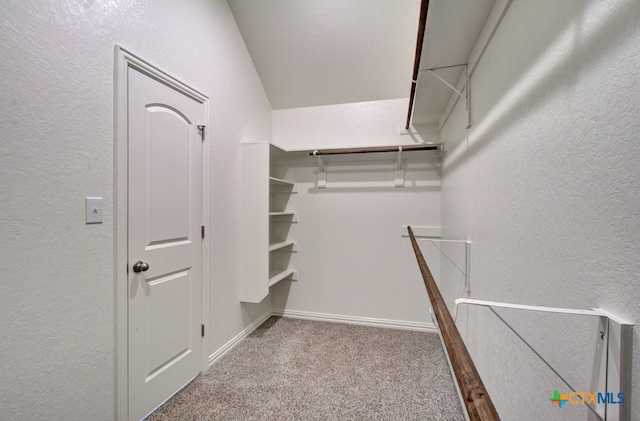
[270,176,297,187]
[269,173,297,289]
[269,211,296,216]
[269,211,299,222]
[269,240,297,252]
[268,268,298,287]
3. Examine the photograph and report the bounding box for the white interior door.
[127,66,204,420]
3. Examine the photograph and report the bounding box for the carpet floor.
[146,316,464,420]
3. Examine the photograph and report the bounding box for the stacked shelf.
[268,268,296,287]
[269,240,296,252]
[268,176,298,287]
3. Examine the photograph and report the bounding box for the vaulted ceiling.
[228,0,496,125]
[228,0,420,110]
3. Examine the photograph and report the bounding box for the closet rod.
[407,226,500,421]
[309,145,438,156]
[405,0,430,130]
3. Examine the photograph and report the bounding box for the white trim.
[114,45,210,421]
[200,82,211,376]
[114,45,129,421]
[208,310,273,366]
[272,309,438,333]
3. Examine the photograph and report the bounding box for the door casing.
[114,46,210,420]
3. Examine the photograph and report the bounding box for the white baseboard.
[208,310,273,367]
[272,309,438,333]
[208,309,438,367]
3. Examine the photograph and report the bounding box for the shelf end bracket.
[313,150,326,189]
[395,146,404,187]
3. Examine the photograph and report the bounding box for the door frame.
[114,46,210,420]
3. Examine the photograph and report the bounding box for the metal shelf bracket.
[421,64,471,128]
[453,299,633,421]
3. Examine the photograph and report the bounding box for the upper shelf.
[269,176,294,186]
[269,176,298,193]
[410,0,505,128]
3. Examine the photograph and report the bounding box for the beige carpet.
[147,316,464,420]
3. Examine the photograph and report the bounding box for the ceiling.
[228,0,495,125]
[227,0,420,110]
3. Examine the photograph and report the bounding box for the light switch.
[85,197,103,224]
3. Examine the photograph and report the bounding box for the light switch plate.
[86,197,103,224]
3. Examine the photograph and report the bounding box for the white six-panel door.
[127,65,205,420]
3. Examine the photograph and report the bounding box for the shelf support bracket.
[465,65,470,129]
[424,64,471,128]
[395,146,404,187]
[313,150,326,189]
[420,238,471,294]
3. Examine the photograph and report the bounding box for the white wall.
[440,0,640,419]
[270,101,442,327]
[0,1,271,419]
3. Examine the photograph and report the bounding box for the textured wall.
[440,0,639,419]
[0,1,271,419]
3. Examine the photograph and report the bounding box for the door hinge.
[201,324,205,337]
[201,225,205,239]
[197,125,205,141]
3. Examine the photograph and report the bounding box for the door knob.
[132,261,149,273]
